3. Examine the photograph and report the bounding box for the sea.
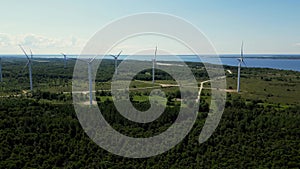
[179,54,300,72]
[1,54,300,72]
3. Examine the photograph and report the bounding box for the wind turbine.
[0,57,2,82]
[110,50,122,75]
[237,42,246,93]
[77,57,97,106]
[152,46,157,84]
[61,53,67,68]
[19,45,33,91]
[19,45,48,91]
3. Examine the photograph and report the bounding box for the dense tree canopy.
[0,96,299,168]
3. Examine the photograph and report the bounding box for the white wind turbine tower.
[77,57,97,106]
[19,45,48,91]
[152,46,157,84]
[0,57,2,82]
[19,45,33,91]
[110,50,122,75]
[61,53,67,69]
[237,42,246,93]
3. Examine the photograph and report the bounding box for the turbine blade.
[117,50,122,57]
[90,56,97,63]
[242,59,246,66]
[19,45,30,60]
[23,61,29,70]
[241,41,244,59]
[61,53,67,60]
[110,55,116,58]
[30,49,33,59]
[154,46,157,59]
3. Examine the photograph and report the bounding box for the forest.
[0,57,299,168]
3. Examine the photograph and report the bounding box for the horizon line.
[1,53,300,56]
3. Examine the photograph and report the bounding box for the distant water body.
[179,55,300,72]
[121,54,300,72]
[1,54,300,72]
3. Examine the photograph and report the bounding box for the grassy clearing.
[225,70,300,105]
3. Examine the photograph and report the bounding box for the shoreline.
[0,55,299,72]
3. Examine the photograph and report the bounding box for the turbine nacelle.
[110,50,122,59]
[61,53,68,68]
[237,58,246,65]
[110,51,122,75]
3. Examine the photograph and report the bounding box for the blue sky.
[0,0,300,54]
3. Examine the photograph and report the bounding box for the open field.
[225,67,300,105]
[0,58,299,106]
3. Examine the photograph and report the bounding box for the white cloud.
[20,34,85,48]
[0,33,86,53]
[0,33,13,47]
[294,43,300,47]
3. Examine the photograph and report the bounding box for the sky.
[0,0,300,55]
